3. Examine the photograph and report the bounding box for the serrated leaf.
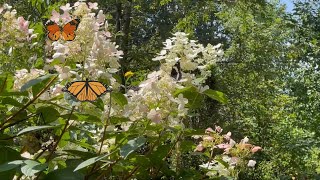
[111,92,128,107]
[74,153,112,172]
[17,125,57,136]
[203,89,228,104]
[20,74,54,92]
[0,160,24,172]
[120,137,146,159]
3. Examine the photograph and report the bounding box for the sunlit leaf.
[120,136,147,159]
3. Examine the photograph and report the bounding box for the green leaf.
[74,153,112,172]
[17,125,58,136]
[173,86,198,96]
[44,168,84,180]
[63,150,95,159]
[0,160,24,172]
[0,147,20,180]
[174,86,204,109]
[90,98,104,111]
[20,74,54,92]
[111,92,128,107]
[0,97,23,107]
[36,106,60,123]
[110,117,130,124]
[203,89,228,104]
[120,136,146,159]
[21,160,47,177]
[32,75,54,96]
[60,113,102,124]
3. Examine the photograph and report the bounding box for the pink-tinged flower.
[205,127,214,133]
[97,10,105,25]
[60,3,72,12]
[215,125,223,133]
[216,144,231,149]
[17,16,29,33]
[88,2,98,10]
[251,146,262,153]
[230,157,238,166]
[50,10,60,23]
[247,160,256,167]
[61,11,71,23]
[224,131,231,141]
[195,144,204,152]
[203,136,214,141]
[147,109,162,123]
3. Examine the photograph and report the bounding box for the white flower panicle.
[152,32,223,86]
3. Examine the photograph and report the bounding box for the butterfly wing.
[46,21,61,41]
[63,81,86,101]
[62,19,80,41]
[63,80,110,102]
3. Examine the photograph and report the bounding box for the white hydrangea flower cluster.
[46,2,122,88]
[0,4,37,47]
[121,72,189,126]
[113,33,223,126]
[153,32,223,86]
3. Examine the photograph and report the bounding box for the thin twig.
[0,75,58,131]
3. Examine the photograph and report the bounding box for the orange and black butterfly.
[45,19,80,41]
[62,79,111,102]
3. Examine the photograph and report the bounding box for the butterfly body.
[45,19,80,41]
[63,79,111,102]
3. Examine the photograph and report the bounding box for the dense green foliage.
[0,0,320,179]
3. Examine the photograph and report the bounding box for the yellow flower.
[124,71,134,78]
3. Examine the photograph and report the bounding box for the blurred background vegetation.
[1,0,320,179]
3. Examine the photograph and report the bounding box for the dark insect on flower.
[170,61,182,80]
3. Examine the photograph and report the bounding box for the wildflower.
[251,146,262,153]
[124,71,134,78]
[147,109,162,124]
[50,10,60,23]
[247,160,256,167]
[205,127,214,133]
[215,125,223,133]
[88,2,98,10]
[60,3,72,12]
[195,144,204,152]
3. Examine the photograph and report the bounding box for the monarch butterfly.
[62,79,111,102]
[45,19,80,41]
